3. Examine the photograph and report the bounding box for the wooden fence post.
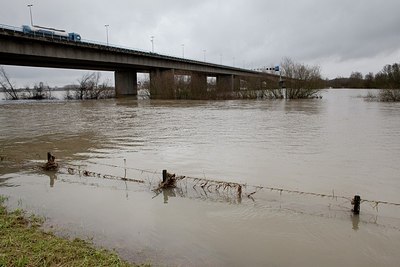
[352,195,361,215]
[162,169,167,183]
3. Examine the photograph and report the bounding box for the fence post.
[352,195,361,215]
[162,169,167,183]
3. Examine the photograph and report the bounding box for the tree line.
[328,62,400,89]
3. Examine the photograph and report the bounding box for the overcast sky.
[1,0,400,87]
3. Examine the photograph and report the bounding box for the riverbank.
[0,196,144,267]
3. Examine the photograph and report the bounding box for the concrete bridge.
[0,26,278,98]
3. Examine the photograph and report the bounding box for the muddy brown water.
[1,89,400,266]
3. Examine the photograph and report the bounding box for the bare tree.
[279,57,324,99]
[97,78,115,99]
[0,66,19,100]
[75,72,99,99]
[67,72,114,100]
[364,72,375,88]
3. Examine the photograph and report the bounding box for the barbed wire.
[64,160,400,209]
[68,161,159,175]
[3,155,400,209]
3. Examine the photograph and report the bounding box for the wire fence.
[2,152,400,213]
[63,159,400,210]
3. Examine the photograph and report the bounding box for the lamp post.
[104,24,109,46]
[150,36,154,53]
[181,44,184,58]
[27,4,34,26]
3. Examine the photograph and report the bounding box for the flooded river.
[1,89,400,266]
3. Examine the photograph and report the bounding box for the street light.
[181,44,185,58]
[104,24,109,46]
[203,49,206,62]
[150,36,154,53]
[27,4,34,26]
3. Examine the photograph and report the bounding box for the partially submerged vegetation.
[362,62,400,102]
[365,89,400,102]
[0,66,114,101]
[2,60,399,101]
[377,89,400,102]
[65,72,114,100]
[276,57,324,99]
[0,196,142,267]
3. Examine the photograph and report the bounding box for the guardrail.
[0,23,23,32]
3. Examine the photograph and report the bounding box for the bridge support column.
[217,74,233,92]
[190,73,208,99]
[115,70,137,97]
[150,69,176,99]
[217,74,240,93]
[246,77,262,91]
[234,76,240,91]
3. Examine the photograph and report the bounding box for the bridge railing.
[80,38,151,55]
[0,24,23,33]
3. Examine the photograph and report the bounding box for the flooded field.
[1,89,400,266]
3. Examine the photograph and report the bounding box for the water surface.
[1,89,400,266]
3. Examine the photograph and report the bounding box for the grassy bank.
[0,196,143,267]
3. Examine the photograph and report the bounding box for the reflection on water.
[352,214,360,231]
[44,171,57,187]
[1,89,400,266]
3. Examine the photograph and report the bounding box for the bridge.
[0,25,278,98]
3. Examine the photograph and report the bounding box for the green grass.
[0,196,146,267]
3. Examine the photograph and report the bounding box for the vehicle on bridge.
[22,25,81,42]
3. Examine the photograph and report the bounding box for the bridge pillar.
[190,73,208,99]
[245,77,262,91]
[234,76,240,91]
[115,70,137,97]
[150,69,176,99]
[217,74,240,92]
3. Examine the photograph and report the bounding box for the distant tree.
[376,63,400,101]
[374,63,400,89]
[328,76,348,88]
[0,66,19,100]
[32,82,50,99]
[381,63,400,88]
[364,72,375,88]
[350,72,363,80]
[364,63,400,101]
[279,57,324,99]
[349,72,364,88]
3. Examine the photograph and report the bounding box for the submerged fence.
[57,158,400,215]
[2,153,400,216]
